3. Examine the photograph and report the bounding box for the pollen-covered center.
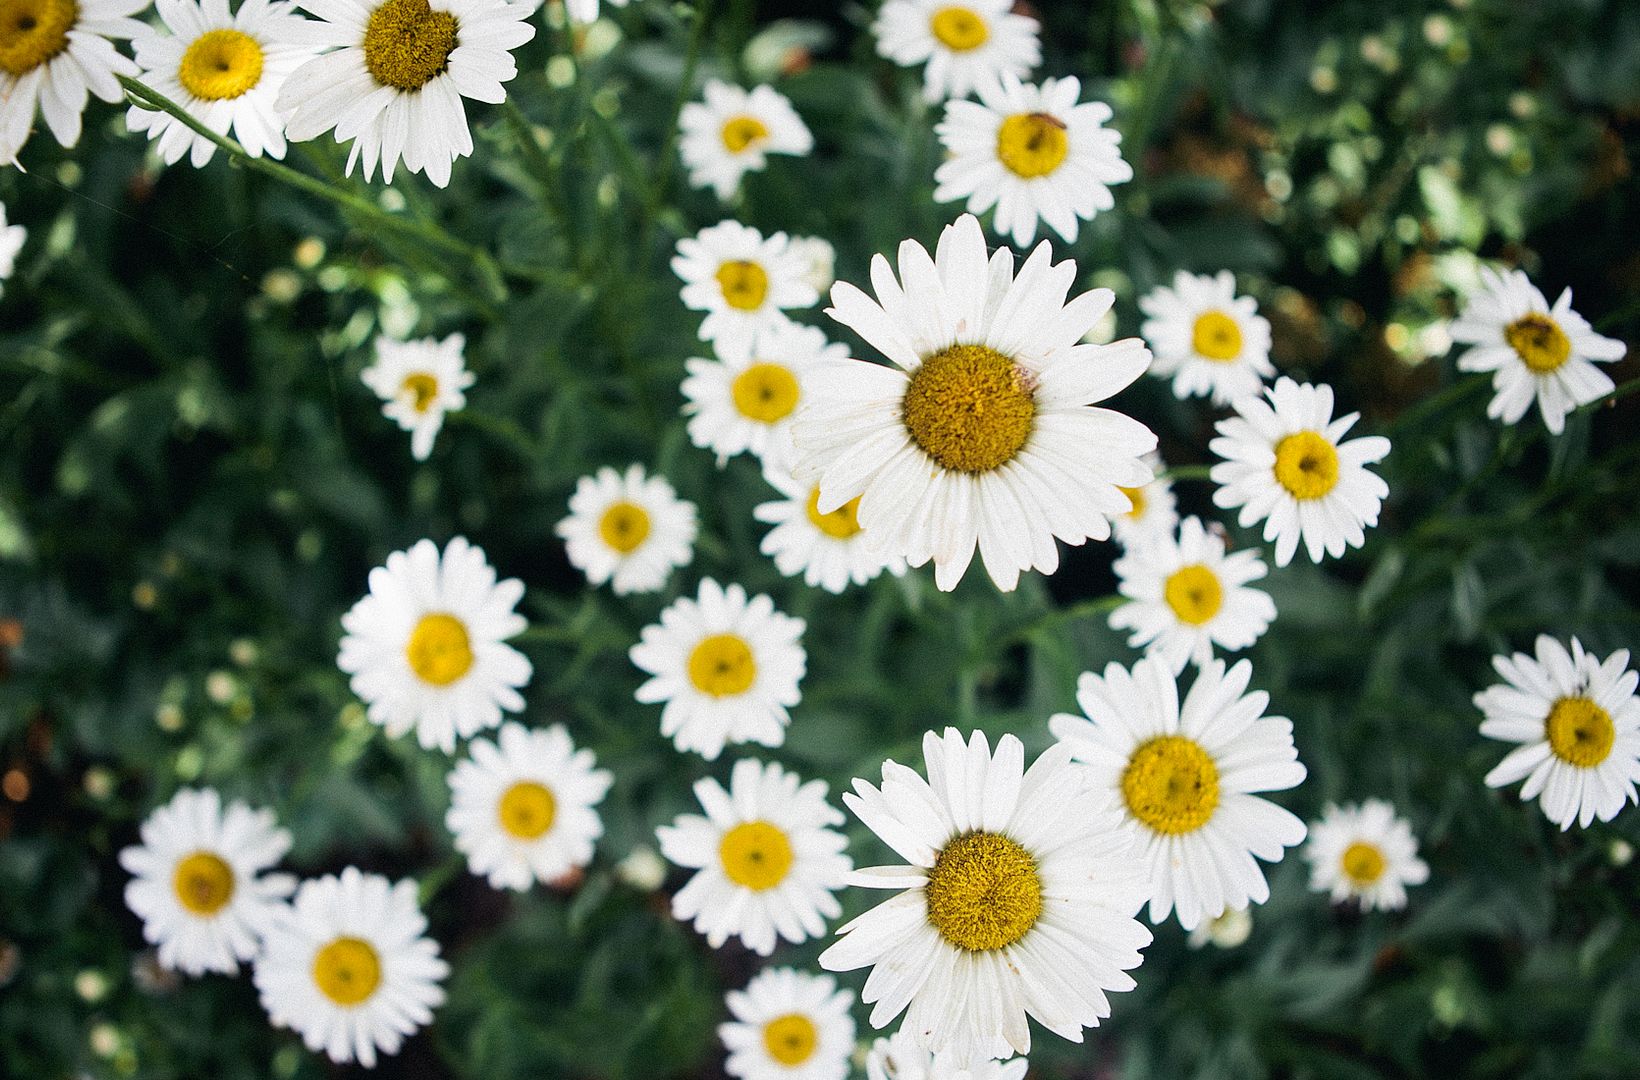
[1121,734,1220,835]
[996,112,1069,179]
[598,500,651,554]
[178,28,265,101]
[401,372,440,413]
[716,259,769,311]
[497,780,557,840]
[762,1013,818,1066]
[1192,310,1244,361]
[805,488,863,540]
[1504,313,1572,374]
[718,820,793,891]
[928,5,988,51]
[1272,430,1340,501]
[0,0,76,77]
[362,0,457,92]
[1340,841,1386,887]
[687,633,757,697]
[924,831,1042,952]
[312,936,382,1007]
[405,612,474,686]
[172,851,235,915]
[1119,484,1146,519]
[902,344,1036,474]
[1545,695,1614,768]
[731,362,800,424]
[1163,564,1224,626]
[720,114,769,154]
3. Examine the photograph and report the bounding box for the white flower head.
[680,79,813,201]
[1109,450,1178,550]
[864,1028,1028,1080]
[720,967,855,1080]
[672,220,819,355]
[873,0,1040,103]
[0,201,25,293]
[359,332,473,460]
[787,235,836,296]
[563,0,626,22]
[0,0,146,161]
[555,464,698,595]
[1140,270,1275,406]
[1186,906,1252,950]
[754,465,908,594]
[1304,799,1429,911]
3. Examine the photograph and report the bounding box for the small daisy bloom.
[788,235,835,296]
[673,221,818,355]
[1110,450,1178,550]
[445,722,613,892]
[359,332,473,461]
[680,79,813,201]
[1449,266,1627,435]
[819,728,1152,1065]
[1049,656,1307,931]
[0,201,24,293]
[119,787,295,976]
[873,0,1040,104]
[720,967,855,1080]
[563,0,625,21]
[0,0,145,161]
[791,213,1156,592]
[1209,377,1390,568]
[276,0,535,187]
[254,867,448,1068]
[338,536,531,753]
[629,578,806,760]
[1304,799,1428,912]
[864,1029,1028,1080]
[1186,906,1252,950]
[933,73,1129,248]
[754,466,907,594]
[555,464,697,596]
[1139,270,1275,406]
[657,758,851,956]
[1475,635,1640,830]
[1109,516,1276,674]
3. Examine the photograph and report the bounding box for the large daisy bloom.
[656,758,851,956]
[673,221,818,355]
[1449,266,1627,435]
[1209,377,1390,568]
[0,0,145,161]
[1304,799,1428,912]
[1110,450,1178,550]
[119,787,295,976]
[338,536,531,753]
[873,0,1039,104]
[865,1029,1028,1080]
[0,201,24,293]
[933,73,1129,248]
[445,721,613,891]
[754,466,907,594]
[818,728,1152,1065]
[359,332,473,461]
[1475,635,1640,830]
[629,578,806,760]
[1139,270,1275,406]
[790,213,1156,592]
[1049,657,1307,931]
[253,867,448,1068]
[720,967,855,1080]
[275,0,535,187]
[555,464,697,596]
[679,79,813,201]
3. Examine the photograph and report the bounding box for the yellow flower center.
[597,500,651,554]
[1191,310,1244,362]
[805,487,862,540]
[177,28,265,101]
[716,259,769,312]
[924,831,1042,952]
[497,780,557,839]
[1272,430,1340,501]
[362,0,457,92]
[1119,484,1146,519]
[1504,312,1572,373]
[718,820,793,891]
[928,5,988,51]
[172,851,235,916]
[1544,695,1615,768]
[1163,564,1224,626]
[995,112,1069,179]
[311,936,382,1007]
[720,114,769,154]
[761,1013,818,1066]
[401,372,440,413]
[0,0,75,77]
[1340,841,1386,887]
[404,612,474,686]
[731,362,800,424]
[687,633,757,697]
[901,344,1036,474]
[1121,735,1220,835]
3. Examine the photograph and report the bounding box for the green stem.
[1160,463,1214,482]
[639,0,711,260]
[1385,374,1489,435]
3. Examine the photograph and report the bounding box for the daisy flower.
[754,466,907,594]
[563,0,625,21]
[720,967,855,1080]
[338,536,531,753]
[275,0,535,187]
[673,221,818,355]
[1110,450,1178,550]
[873,0,1040,104]
[1139,270,1275,406]
[790,213,1156,592]
[1209,377,1390,568]
[788,235,835,295]
[1049,656,1307,931]
[1108,516,1276,674]
[679,79,813,201]
[445,721,613,892]
[933,73,1129,248]
[1186,906,1252,950]
[1475,635,1640,830]
[253,867,447,1068]
[1449,266,1627,435]
[656,758,851,956]
[118,787,295,976]
[0,201,24,294]
[359,332,473,461]
[0,0,145,162]
[864,1029,1028,1080]
[1304,799,1429,911]
[555,464,697,595]
[819,728,1151,1065]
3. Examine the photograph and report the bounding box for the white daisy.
[629,578,806,761]
[672,220,818,355]
[1209,377,1390,568]
[358,332,473,461]
[118,787,295,976]
[656,758,851,956]
[754,465,907,594]
[563,0,625,22]
[864,1029,1028,1080]
[720,967,855,1080]
[0,201,24,294]
[933,73,1129,249]
[1304,799,1428,912]
[1049,656,1307,931]
[787,235,835,296]
[1185,906,1252,950]
[1109,450,1178,550]
[0,0,146,162]
[1109,516,1276,674]
[275,0,535,187]
[873,0,1040,104]
[790,212,1156,592]
[555,464,698,596]
[1449,266,1627,435]
[1139,270,1275,406]
[445,721,613,892]
[818,728,1151,1065]
[679,79,813,201]
[1475,635,1640,830]
[338,536,531,753]
[253,867,448,1068]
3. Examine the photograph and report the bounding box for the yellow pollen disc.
[405,612,474,686]
[730,362,801,424]
[172,851,235,916]
[1340,841,1386,887]
[497,780,557,840]
[715,260,770,312]
[1191,310,1244,362]
[598,500,651,554]
[1119,484,1146,519]
[177,28,265,101]
[762,1013,818,1066]
[1272,430,1340,501]
[928,5,988,51]
[1545,695,1615,768]
[924,831,1042,952]
[401,372,440,413]
[1121,735,1220,835]
[0,0,76,77]
[687,633,757,697]
[718,820,793,891]
[362,0,457,92]
[1163,563,1224,626]
[901,344,1036,474]
[805,488,862,540]
[720,114,769,154]
[311,936,382,1007]
[1504,312,1572,373]
[995,111,1069,179]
